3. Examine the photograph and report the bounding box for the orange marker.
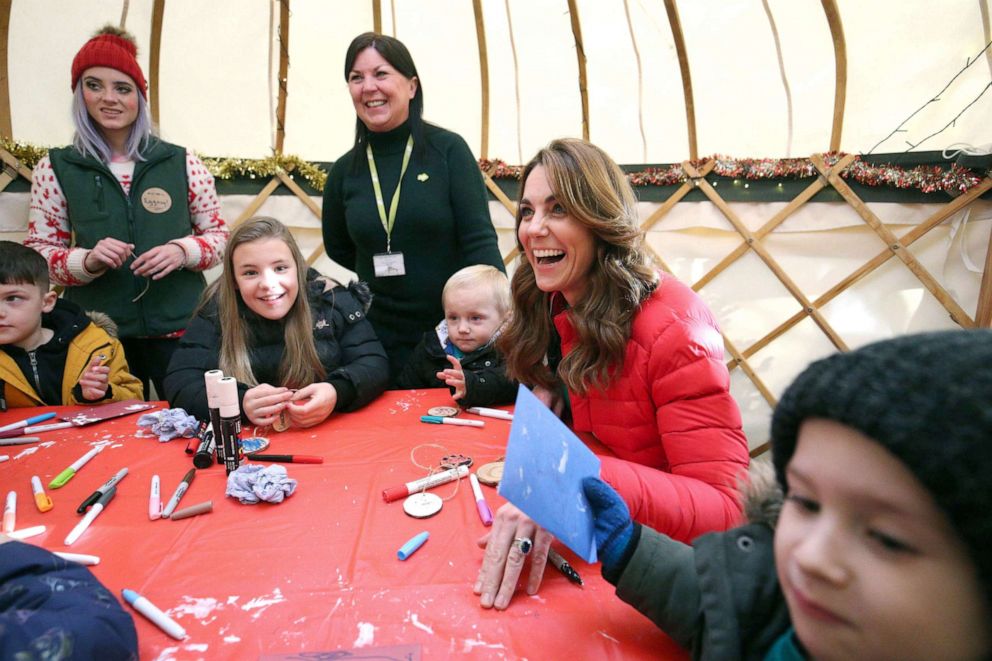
[31,476,53,512]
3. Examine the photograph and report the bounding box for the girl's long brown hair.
[499,139,657,395]
[203,216,325,388]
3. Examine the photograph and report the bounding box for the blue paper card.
[498,385,600,562]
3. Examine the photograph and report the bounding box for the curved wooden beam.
[149,0,165,128]
[275,0,290,155]
[662,0,697,160]
[566,0,589,140]
[472,0,490,158]
[820,0,847,151]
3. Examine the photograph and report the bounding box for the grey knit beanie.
[771,329,992,607]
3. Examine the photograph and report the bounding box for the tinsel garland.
[482,154,988,195]
[1,137,985,196]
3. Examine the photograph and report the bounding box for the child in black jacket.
[396,265,516,407]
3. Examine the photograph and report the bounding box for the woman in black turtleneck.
[321,32,505,383]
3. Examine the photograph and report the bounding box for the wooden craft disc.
[476,461,504,486]
[403,492,443,518]
[427,406,459,418]
[273,410,290,432]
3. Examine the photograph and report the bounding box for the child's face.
[443,285,505,354]
[232,238,299,321]
[0,282,57,350]
[774,418,990,661]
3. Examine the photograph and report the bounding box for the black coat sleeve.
[321,158,358,271]
[320,282,389,411]
[394,334,445,390]
[0,541,138,660]
[460,352,518,408]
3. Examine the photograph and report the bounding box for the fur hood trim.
[86,310,119,338]
[742,459,784,528]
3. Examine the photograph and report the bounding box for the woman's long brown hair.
[499,139,657,395]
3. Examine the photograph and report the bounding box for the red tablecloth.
[0,390,686,660]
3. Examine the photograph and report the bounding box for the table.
[0,390,686,660]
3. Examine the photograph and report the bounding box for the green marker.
[50,446,104,489]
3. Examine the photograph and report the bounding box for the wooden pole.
[472,0,490,158]
[149,0,165,128]
[663,0,697,160]
[0,0,12,139]
[821,0,847,151]
[373,0,381,34]
[274,0,290,155]
[566,0,589,140]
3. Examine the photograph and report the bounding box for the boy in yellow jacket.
[0,241,142,408]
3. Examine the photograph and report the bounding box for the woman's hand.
[532,385,565,417]
[131,243,185,280]
[243,384,293,426]
[285,383,337,428]
[83,238,134,273]
[474,502,554,610]
[436,355,466,401]
[78,355,110,401]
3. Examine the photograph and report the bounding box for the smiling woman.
[322,32,505,383]
[474,138,750,611]
[163,217,389,429]
[23,25,229,400]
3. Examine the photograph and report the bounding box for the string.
[409,443,465,502]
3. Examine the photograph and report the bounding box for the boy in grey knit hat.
[581,329,992,660]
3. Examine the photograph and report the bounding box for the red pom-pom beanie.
[71,28,147,98]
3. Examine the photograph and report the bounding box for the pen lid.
[419,415,442,424]
[34,491,54,513]
[49,467,76,489]
[397,531,430,560]
[97,486,117,506]
[76,491,100,514]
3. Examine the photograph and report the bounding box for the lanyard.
[366,135,413,253]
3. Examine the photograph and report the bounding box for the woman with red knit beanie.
[25,25,229,400]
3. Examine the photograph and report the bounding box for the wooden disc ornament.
[476,461,504,486]
[273,410,290,432]
[427,406,459,418]
[403,492,443,518]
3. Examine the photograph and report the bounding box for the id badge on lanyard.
[368,136,413,278]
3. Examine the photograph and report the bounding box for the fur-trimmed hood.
[85,310,119,338]
[742,460,784,529]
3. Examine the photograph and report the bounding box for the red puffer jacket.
[554,274,750,542]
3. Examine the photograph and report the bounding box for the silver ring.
[513,537,533,556]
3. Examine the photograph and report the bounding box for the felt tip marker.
[3,491,16,533]
[54,551,100,566]
[246,454,323,464]
[419,415,485,428]
[149,475,161,520]
[466,406,514,421]
[0,411,56,435]
[50,446,103,489]
[469,473,493,526]
[8,525,45,540]
[64,487,115,546]
[160,469,195,518]
[382,464,469,503]
[169,500,212,520]
[0,436,42,446]
[121,589,186,640]
[22,421,74,434]
[31,476,53,512]
[397,531,429,560]
[77,467,128,513]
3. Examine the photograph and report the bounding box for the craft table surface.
[0,390,686,660]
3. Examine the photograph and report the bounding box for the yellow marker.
[31,476,53,512]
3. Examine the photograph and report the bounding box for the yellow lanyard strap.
[366,135,414,253]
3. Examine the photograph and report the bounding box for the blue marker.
[0,411,56,436]
[397,531,429,560]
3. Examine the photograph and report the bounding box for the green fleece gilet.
[48,140,205,337]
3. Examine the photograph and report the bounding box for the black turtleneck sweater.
[321,121,504,381]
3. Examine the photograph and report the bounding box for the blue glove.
[582,476,635,572]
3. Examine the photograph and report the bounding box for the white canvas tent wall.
[1,0,989,452]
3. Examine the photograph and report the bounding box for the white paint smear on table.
[14,447,38,460]
[241,588,286,619]
[171,596,222,619]
[408,612,433,634]
[224,635,241,643]
[151,646,180,661]
[353,621,375,647]
[329,597,344,617]
[184,644,208,652]
[462,638,506,652]
[597,630,620,643]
